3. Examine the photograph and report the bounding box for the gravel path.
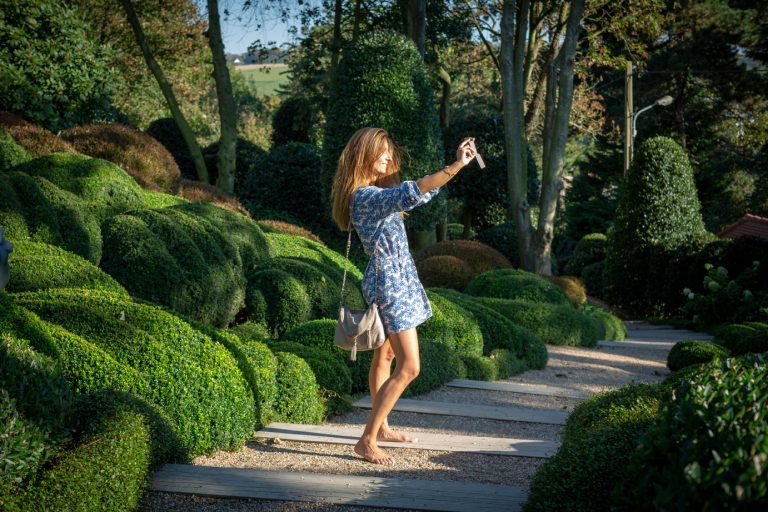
[141,340,672,511]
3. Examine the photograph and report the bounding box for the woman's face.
[374,146,392,175]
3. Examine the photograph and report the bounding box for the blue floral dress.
[350,180,440,334]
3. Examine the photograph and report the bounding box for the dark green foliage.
[425,291,484,357]
[6,241,127,295]
[474,297,600,347]
[13,153,144,222]
[272,351,326,424]
[460,354,498,381]
[230,321,271,343]
[581,261,604,297]
[581,305,626,341]
[247,268,312,337]
[524,384,662,512]
[666,340,729,371]
[474,222,521,267]
[0,390,50,495]
[466,269,571,306]
[616,355,768,510]
[271,96,321,148]
[244,142,325,228]
[0,171,102,264]
[564,233,607,277]
[322,30,445,231]
[14,289,255,456]
[202,137,267,193]
[266,233,364,288]
[0,0,118,132]
[403,339,466,397]
[280,319,338,349]
[144,118,197,179]
[604,137,709,315]
[269,341,353,396]
[522,335,549,370]
[715,322,768,356]
[0,128,30,170]
[491,349,527,379]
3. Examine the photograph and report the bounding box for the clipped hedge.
[424,291,483,357]
[272,351,326,424]
[466,269,570,306]
[0,127,30,170]
[714,322,768,356]
[524,384,663,512]
[6,241,127,295]
[545,276,587,308]
[666,340,729,372]
[474,297,600,347]
[416,255,475,290]
[14,289,255,455]
[403,339,466,397]
[179,179,252,218]
[59,124,181,194]
[415,240,512,277]
[491,349,527,379]
[0,112,74,157]
[616,355,768,510]
[581,305,626,341]
[270,341,353,396]
[564,233,607,277]
[257,219,325,246]
[460,354,498,381]
[247,268,312,337]
[266,232,363,285]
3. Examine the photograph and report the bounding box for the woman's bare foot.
[354,439,395,465]
[378,427,418,443]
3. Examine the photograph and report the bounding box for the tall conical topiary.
[603,136,709,314]
[322,30,445,233]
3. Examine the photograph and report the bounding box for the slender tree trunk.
[501,0,534,269]
[330,0,344,82]
[534,0,584,275]
[353,0,363,41]
[403,0,427,57]
[120,0,208,182]
[207,0,237,193]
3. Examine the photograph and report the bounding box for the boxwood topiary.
[491,349,527,379]
[247,268,312,337]
[7,241,128,295]
[178,179,252,217]
[715,322,768,356]
[0,127,30,171]
[266,232,363,285]
[524,383,663,512]
[615,355,768,510]
[272,351,326,424]
[271,96,321,148]
[257,220,325,246]
[14,289,255,456]
[466,269,570,306]
[416,255,475,290]
[581,304,626,341]
[564,233,607,277]
[460,354,498,381]
[581,261,604,296]
[415,240,513,277]
[425,291,483,357]
[269,341,353,396]
[403,339,466,397]
[545,276,587,308]
[666,340,729,372]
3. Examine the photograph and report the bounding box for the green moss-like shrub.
[323,30,445,231]
[466,269,570,306]
[13,152,144,221]
[715,322,768,356]
[0,127,30,170]
[14,289,255,455]
[6,241,127,295]
[416,255,475,290]
[403,339,466,397]
[474,297,600,347]
[270,341,353,396]
[524,384,663,512]
[581,261,604,296]
[581,305,626,341]
[564,233,607,277]
[425,291,483,357]
[474,221,520,266]
[416,240,513,277]
[271,96,321,148]
[545,276,587,308]
[666,340,729,372]
[491,349,527,379]
[0,390,51,496]
[272,351,326,424]
[60,124,181,194]
[615,355,768,510]
[266,232,363,283]
[230,321,271,343]
[138,190,189,209]
[460,354,498,381]
[603,137,709,315]
[178,179,252,218]
[280,319,338,349]
[257,220,325,246]
[247,269,312,337]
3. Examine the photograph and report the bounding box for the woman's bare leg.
[355,328,420,464]
[369,339,417,443]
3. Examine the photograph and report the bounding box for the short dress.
[350,180,440,335]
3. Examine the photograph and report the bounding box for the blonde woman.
[331,127,475,465]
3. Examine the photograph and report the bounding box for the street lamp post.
[625,95,674,173]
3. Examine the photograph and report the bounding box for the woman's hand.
[456,137,476,167]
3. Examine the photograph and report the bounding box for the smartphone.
[468,139,485,169]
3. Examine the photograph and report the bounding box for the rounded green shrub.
[604,137,709,315]
[466,269,571,306]
[203,137,266,194]
[0,128,30,171]
[615,355,768,511]
[13,289,255,455]
[178,179,253,217]
[491,349,527,379]
[257,219,325,246]
[266,232,363,283]
[474,297,600,347]
[416,255,475,290]
[230,322,272,343]
[425,291,483,357]
[715,322,768,356]
[139,190,189,210]
[13,153,144,221]
[145,118,196,179]
[403,339,466,397]
[524,384,662,512]
[271,96,321,148]
[460,354,498,381]
[564,233,607,277]
[272,351,326,424]
[666,340,729,372]
[581,261,604,296]
[280,319,337,349]
[270,341,353,396]
[474,222,521,266]
[416,240,513,276]
[6,241,127,295]
[581,305,626,341]
[60,124,181,194]
[522,335,549,370]
[322,30,445,231]
[545,276,587,309]
[247,269,312,337]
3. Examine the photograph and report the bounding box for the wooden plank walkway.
[354,397,568,425]
[151,464,528,512]
[624,330,713,342]
[255,422,560,458]
[447,379,590,399]
[599,339,678,350]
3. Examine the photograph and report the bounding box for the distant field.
[235,63,289,96]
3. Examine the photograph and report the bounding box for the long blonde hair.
[331,127,403,230]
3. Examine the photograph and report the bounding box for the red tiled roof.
[718,213,768,240]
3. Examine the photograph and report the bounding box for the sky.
[195,1,296,54]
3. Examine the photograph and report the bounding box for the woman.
[331,127,476,465]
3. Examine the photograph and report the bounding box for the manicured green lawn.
[235,64,289,96]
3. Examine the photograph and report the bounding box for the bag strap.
[339,226,353,308]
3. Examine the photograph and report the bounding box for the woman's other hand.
[456,137,476,167]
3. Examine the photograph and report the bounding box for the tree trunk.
[207,0,237,194]
[501,0,534,270]
[330,0,344,82]
[403,0,427,57]
[120,0,208,182]
[533,0,584,275]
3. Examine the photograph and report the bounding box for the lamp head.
[655,95,674,106]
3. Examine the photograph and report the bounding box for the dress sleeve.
[354,181,440,219]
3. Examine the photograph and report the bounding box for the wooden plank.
[625,330,713,341]
[354,397,568,425]
[599,340,682,350]
[151,464,528,512]
[447,379,590,399]
[255,422,560,458]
